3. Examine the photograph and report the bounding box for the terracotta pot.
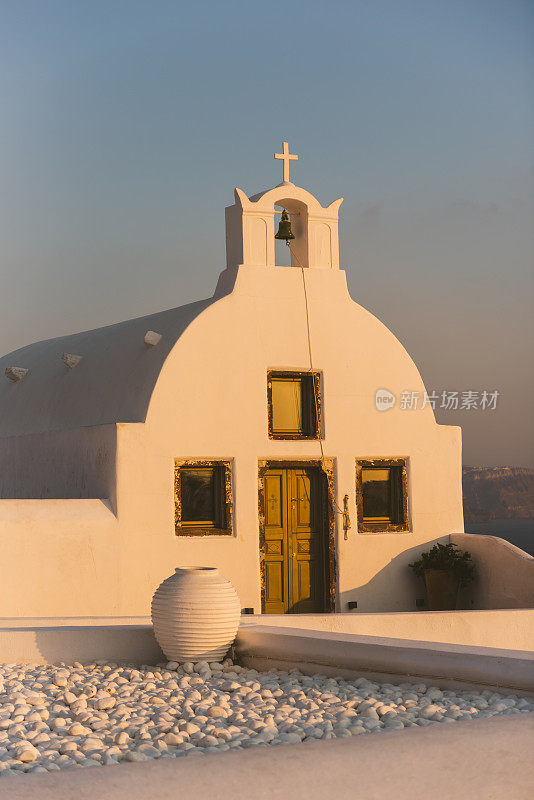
[151,567,241,663]
[424,569,460,611]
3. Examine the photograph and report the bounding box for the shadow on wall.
[0,426,117,500]
[29,625,164,665]
[338,539,453,613]
[337,534,534,613]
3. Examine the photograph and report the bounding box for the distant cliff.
[463,467,534,523]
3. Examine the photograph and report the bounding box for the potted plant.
[409,542,475,611]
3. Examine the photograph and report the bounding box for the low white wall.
[242,609,534,651]
[0,620,163,665]
[1,715,532,800]
[1,618,533,691]
[452,532,534,610]
[2,610,533,667]
[235,625,534,693]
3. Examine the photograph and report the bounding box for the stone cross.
[274,141,298,183]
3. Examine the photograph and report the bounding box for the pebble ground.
[0,659,532,776]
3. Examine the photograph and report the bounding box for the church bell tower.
[225,142,343,271]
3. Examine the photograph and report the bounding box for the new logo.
[375,389,396,412]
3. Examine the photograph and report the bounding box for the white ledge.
[452,531,534,562]
[0,715,532,800]
[0,620,162,665]
[235,625,534,693]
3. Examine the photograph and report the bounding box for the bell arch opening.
[274,198,309,268]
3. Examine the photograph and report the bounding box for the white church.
[0,144,463,618]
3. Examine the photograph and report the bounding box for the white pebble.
[83,737,105,751]
[0,659,523,775]
[206,706,227,718]
[60,741,78,755]
[13,743,39,763]
[163,732,184,746]
[68,723,89,736]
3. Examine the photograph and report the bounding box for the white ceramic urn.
[151,567,241,663]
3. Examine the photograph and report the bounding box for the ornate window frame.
[355,458,410,533]
[174,458,233,537]
[267,370,322,440]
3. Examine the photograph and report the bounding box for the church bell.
[275,209,295,242]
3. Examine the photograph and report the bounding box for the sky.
[1,0,533,467]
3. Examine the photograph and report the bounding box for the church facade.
[0,145,463,618]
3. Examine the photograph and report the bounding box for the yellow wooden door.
[263,467,325,613]
[263,468,289,614]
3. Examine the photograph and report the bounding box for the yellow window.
[271,377,303,433]
[269,373,318,438]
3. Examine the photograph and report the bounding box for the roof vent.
[144,330,162,348]
[62,353,83,369]
[5,366,28,382]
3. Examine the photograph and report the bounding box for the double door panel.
[263,467,325,613]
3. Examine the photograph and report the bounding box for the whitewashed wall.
[0,264,463,616]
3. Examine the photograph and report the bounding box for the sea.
[465,518,534,557]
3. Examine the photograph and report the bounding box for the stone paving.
[0,659,532,776]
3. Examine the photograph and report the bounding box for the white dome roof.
[0,297,215,437]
